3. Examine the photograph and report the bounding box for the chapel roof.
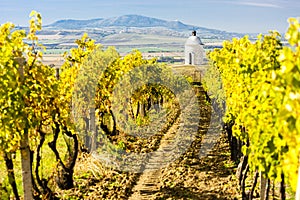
[185,31,204,45]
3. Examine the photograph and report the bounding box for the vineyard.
[204,18,300,199]
[0,11,300,200]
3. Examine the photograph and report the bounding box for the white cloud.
[237,1,281,8]
[238,0,300,8]
[215,0,286,8]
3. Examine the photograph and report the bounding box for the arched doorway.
[189,52,194,65]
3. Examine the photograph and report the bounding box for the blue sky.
[0,0,299,33]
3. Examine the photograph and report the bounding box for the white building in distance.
[185,30,205,65]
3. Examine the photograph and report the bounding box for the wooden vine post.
[17,58,34,200]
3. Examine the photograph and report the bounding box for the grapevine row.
[206,18,300,199]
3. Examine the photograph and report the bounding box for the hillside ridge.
[45,14,235,35]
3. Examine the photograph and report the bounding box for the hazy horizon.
[0,0,299,34]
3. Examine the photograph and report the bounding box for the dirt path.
[128,130,240,200]
[127,85,240,200]
[128,116,181,200]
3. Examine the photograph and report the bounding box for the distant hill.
[45,14,236,36]
[37,15,255,53]
[47,15,196,30]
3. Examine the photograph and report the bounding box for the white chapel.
[185,30,205,65]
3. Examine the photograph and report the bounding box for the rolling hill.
[44,14,244,38]
[35,14,254,54]
[47,15,209,31]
